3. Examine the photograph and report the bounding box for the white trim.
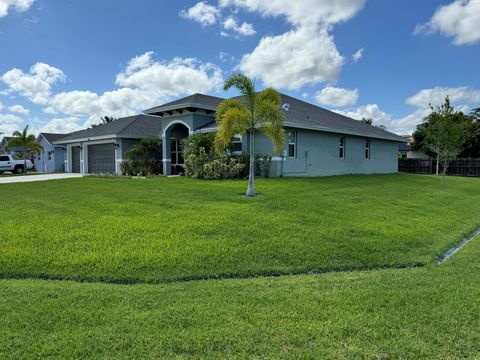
[162,120,193,137]
[271,157,283,161]
[162,158,172,162]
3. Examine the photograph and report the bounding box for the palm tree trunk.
[436,154,439,176]
[246,130,256,197]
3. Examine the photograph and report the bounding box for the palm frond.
[223,72,256,114]
[215,99,250,153]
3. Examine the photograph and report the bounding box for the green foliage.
[183,133,245,179]
[216,73,285,196]
[120,160,163,176]
[0,174,479,283]
[121,138,163,176]
[237,152,272,178]
[412,98,479,158]
[8,125,43,154]
[91,115,116,128]
[202,153,245,179]
[127,137,162,161]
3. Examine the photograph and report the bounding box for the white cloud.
[315,86,358,107]
[39,117,83,134]
[219,0,365,27]
[44,52,223,127]
[406,87,480,108]
[334,104,391,123]
[1,62,66,104]
[239,26,344,90]
[415,0,480,45]
[224,0,365,90]
[8,104,29,114]
[352,48,364,62]
[0,0,35,17]
[180,1,220,26]
[0,113,23,136]
[223,17,256,36]
[0,100,3,111]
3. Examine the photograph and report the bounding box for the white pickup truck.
[0,154,34,174]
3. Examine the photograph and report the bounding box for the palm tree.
[91,116,116,128]
[8,125,43,174]
[215,73,285,197]
[361,117,373,125]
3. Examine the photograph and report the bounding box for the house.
[54,93,405,177]
[35,133,67,173]
[398,135,430,159]
[0,137,21,154]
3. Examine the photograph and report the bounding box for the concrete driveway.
[0,173,83,184]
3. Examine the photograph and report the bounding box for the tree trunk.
[24,158,27,175]
[246,130,256,197]
[441,160,447,187]
[436,154,439,176]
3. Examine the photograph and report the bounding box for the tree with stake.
[215,73,285,197]
[7,125,43,174]
[424,97,466,186]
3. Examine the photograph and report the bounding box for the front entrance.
[170,140,184,175]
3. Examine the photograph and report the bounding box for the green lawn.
[1,174,480,359]
[0,174,479,283]
[1,227,479,359]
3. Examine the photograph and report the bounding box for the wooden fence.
[398,158,480,177]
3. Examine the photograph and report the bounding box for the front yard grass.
[1,230,479,359]
[0,174,479,283]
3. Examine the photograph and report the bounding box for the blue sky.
[0,0,479,137]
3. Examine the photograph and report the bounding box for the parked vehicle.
[0,154,34,174]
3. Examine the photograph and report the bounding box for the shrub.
[203,154,245,179]
[183,133,216,179]
[122,137,163,176]
[237,152,272,178]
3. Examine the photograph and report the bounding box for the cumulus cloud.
[39,117,83,134]
[352,48,364,62]
[315,86,358,107]
[415,0,480,45]
[42,52,223,127]
[219,0,365,27]
[0,0,35,17]
[8,104,29,114]
[0,113,23,136]
[406,86,480,108]
[1,62,66,104]
[224,0,365,89]
[223,17,256,36]
[179,1,220,26]
[240,26,344,90]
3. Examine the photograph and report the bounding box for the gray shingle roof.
[143,93,224,114]
[275,94,405,142]
[54,115,163,144]
[40,133,66,144]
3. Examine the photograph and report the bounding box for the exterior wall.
[249,128,399,177]
[36,137,65,173]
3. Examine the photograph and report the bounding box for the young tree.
[424,97,467,186]
[7,125,43,174]
[215,73,285,197]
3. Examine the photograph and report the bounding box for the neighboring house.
[398,135,430,159]
[0,137,21,154]
[55,93,406,177]
[36,133,67,173]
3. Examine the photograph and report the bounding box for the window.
[170,140,183,165]
[230,135,243,153]
[287,131,296,158]
[48,153,52,161]
[339,136,346,159]
[0,156,10,162]
[365,140,370,159]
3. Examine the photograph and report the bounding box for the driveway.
[0,173,83,184]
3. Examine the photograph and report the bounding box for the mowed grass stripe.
[1,231,479,359]
[0,174,479,283]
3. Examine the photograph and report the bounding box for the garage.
[88,143,116,173]
[71,146,81,173]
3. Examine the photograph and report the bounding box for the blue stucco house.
[36,133,67,173]
[54,93,405,176]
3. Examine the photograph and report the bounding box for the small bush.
[203,154,245,179]
[121,160,163,176]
